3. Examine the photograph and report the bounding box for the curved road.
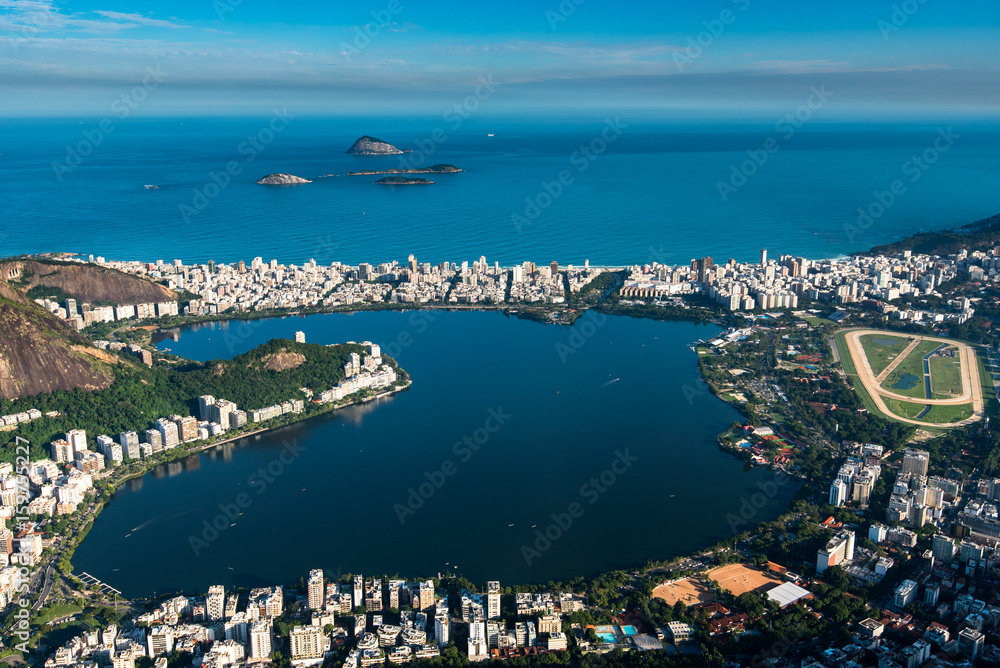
[842,329,984,428]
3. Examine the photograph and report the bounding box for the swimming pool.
[597,633,617,644]
[620,625,638,636]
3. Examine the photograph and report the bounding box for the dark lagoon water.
[74,311,799,597]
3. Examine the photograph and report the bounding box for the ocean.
[2,118,998,267]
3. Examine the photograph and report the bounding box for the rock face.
[256,173,312,185]
[376,177,434,185]
[0,279,113,400]
[0,260,177,305]
[347,136,404,156]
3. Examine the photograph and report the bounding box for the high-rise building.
[147,627,174,657]
[67,429,87,452]
[432,614,449,647]
[145,429,163,452]
[695,257,714,283]
[50,439,73,463]
[816,530,855,573]
[172,415,199,443]
[958,628,984,660]
[119,431,140,459]
[760,249,768,266]
[353,575,364,610]
[289,625,325,660]
[198,396,216,421]
[852,473,874,506]
[308,570,324,611]
[893,580,918,608]
[487,581,501,620]
[156,419,180,449]
[250,621,273,660]
[207,585,226,622]
[829,479,847,507]
[901,449,930,478]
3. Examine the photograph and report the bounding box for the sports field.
[837,329,984,429]
[652,578,715,606]
[708,564,783,596]
[878,340,942,399]
[858,334,910,377]
[929,350,963,399]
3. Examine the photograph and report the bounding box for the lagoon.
[73,311,798,597]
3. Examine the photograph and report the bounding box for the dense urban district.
[7,215,1000,668]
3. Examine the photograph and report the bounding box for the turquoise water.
[73,311,799,597]
[621,625,638,636]
[2,120,999,265]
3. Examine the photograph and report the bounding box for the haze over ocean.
[3,120,998,267]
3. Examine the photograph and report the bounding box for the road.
[30,565,54,612]
[842,329,984,427]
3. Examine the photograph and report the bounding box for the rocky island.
[255,173,312,185]
[375,177,434,185]
[347,135,406,156]
[347,164,462,176]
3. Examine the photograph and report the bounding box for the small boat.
[508,523,514,527]
[144,185,160,190]
[230,523,236,527]
[488,134,495,137]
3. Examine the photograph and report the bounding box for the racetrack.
[841,329,983,428]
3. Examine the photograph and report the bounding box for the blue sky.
[1,0,998,119]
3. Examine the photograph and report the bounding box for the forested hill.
[0,339,399,461]
[170,339,368,410]
[858,211,1000,257]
